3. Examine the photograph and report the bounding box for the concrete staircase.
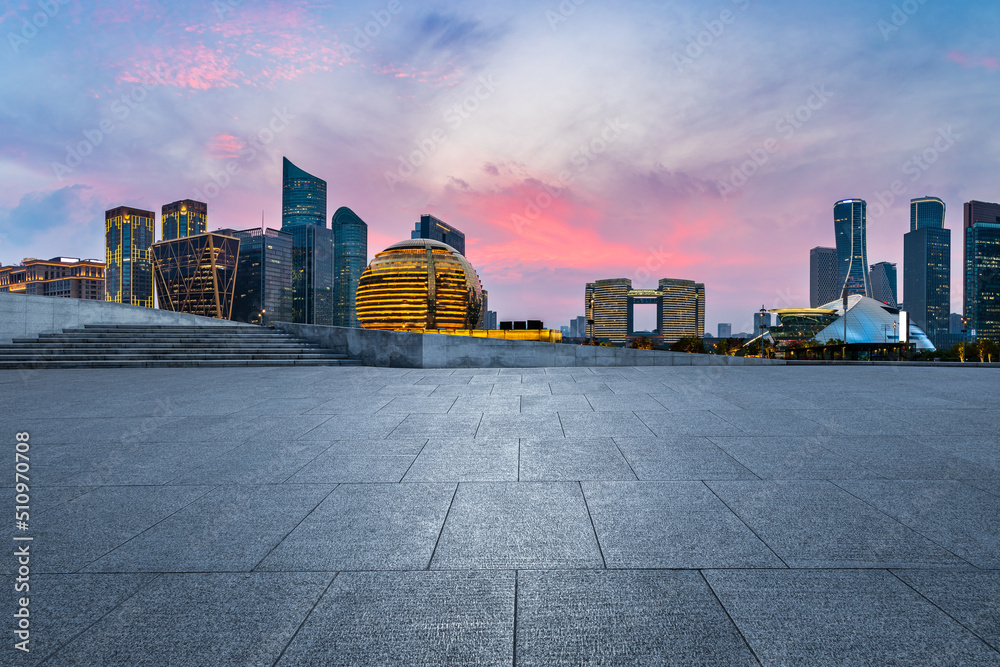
[0,324,360,369]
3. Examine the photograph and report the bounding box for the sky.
[1,0,998,334]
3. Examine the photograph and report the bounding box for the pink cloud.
[947,50,999,71]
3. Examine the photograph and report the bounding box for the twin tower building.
[103,158,367,327]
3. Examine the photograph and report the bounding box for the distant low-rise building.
[0,257,105,299]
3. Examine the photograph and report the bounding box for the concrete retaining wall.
[0,292,245,344]
[275,322,785,368]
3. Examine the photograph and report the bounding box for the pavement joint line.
[887,569,1000,655]
[579,481,608,569]
[511,569,519,667]
[699,569,765,667]
[399,438,431,482]
[702,480,790,569]
[610,436,640,481]
[270,571,340,667]
[827,479,977,567]
[473,412,485,439]
[703,436,763,481]
[426,483,460,569]
[36,572,166,665]
[556,412,566,438]
[250,483,340,572]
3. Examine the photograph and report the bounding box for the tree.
[630,337,654,350]
[670,336,706,354]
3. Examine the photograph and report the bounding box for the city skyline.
[1,1,998,330]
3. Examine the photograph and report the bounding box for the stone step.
[0,359,362,369]
[2,342,324,350]
[0,353,348,361]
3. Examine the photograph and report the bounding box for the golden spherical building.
[356,239,484,330]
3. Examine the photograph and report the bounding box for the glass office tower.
[151,232,240,320]
[331,206,368,327]
[964,200,1000,341]
[904,197,950,346]
[869,262,898,307]
[229,227,293,325]
[833,199,871,298]
[281,157,333,324]
[810,247,839,308]
[105,206,155,307]
[411,214,466,256]
[161,200,207,241]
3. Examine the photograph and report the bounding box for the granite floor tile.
[519,394,593,413]
[836,479,1000,568]
[389,413,483,438]
[170,440,332,485]
[706,481,966,568]
[49,573,333,666]
[583,481,783,568]
[823,437,994,480]
[519,438,636,481]
[705,569,1000,666]
[430,482,604,569]
[634,410,745,437]
[258,483,456,570]
[286,453,416,483]
[278,571,514,666]
[85,484,334,572]
[377,396,458,413]
[892,569,1000,651]
[615,436,756,480]
[475,413,564,438]
[559,412,655,437]
[449,395,521,413]
[402,438,518,482]
[517,570,757,666]
[708,436,882,480]
[297,413,407,440]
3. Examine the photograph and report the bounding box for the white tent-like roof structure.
[812,295,935,351]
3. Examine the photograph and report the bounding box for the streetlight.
[961,316,968,363]
[758,305,768,358]
[588,297,595,345]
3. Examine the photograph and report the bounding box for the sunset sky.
[1,0,998,333]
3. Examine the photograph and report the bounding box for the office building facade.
[904,197,950,346]
[810,246,840,307]
[833,199,871,297]
[718,323,732,339]
[105,206,155,307]
[869,261,898,307]
[151,232,240,320]
[964,200,1000,341]
[585,277,704,345]
[0,257,104,299]
[282,157,333,324]
[161,200,207,241]
[228,227,293,326]
[411,214,466,256]
[331,206,368,327]
[753,310,772,337]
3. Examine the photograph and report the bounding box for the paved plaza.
[4,364,1000,665]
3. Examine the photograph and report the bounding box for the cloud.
[946,50,1000,71]
[0,185,105,260]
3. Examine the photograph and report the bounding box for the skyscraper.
[161,200,207,241]
[282,157,327,228]
[964,200,1000,341]
[228,227,293,326]
[904,197,950,346]
[281,157,333,324]
[659,278,704,343]
[331,206,368,327]
[810,247,839,307]
[411,214,465,256]
[589,278,632,343]
[718,323,732,339]
[753,310,771,337]
[105,206,155,307]
[869,262,898,307]
[151,232,240,320]
[833,199,871,297]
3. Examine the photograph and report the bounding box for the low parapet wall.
[0,292,245,343]
[275,322,785,368]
